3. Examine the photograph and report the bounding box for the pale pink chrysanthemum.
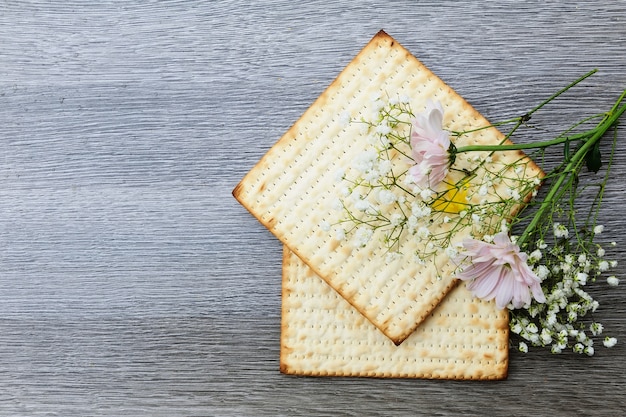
[408,100,451,190]
[456,232,546,309]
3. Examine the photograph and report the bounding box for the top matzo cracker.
[233,30,540,344]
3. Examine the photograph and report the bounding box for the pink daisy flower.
[408,100,451,190]
[456,232,546,309]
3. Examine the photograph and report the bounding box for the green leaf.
[586,140,602,173]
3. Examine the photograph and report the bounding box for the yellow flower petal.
[431,180,470,214]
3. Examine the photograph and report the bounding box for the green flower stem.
[524,69,598,118]
[453,69,598,144]
[454,69,601,154]
[454,129,597,153]
[516,97,626,249]
[456,91,626,155]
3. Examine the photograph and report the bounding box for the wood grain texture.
[1,1,625,415]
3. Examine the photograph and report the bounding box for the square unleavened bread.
[281,247,509,379]
[233,30,541,344]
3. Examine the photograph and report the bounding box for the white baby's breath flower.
[378,159,392,176]
[528,303,542,318]
[419,188,434,200]
[598,260,610,272]
[545,313,557,327]
[607,276,619,286]
[540,328,553,344]
[575,272,588,285]
[526,323,538,334]
[529,249,543,263]
[377,189,397,205]
[518,341,528,353]
[402,173,416,186]
[593,224,604,235]
[354,199,371,212]
[354,149,377,174]
[527,333,540,344]
[568,310,578,322]
[390,213,403,227]
[375,123,392,135]
[535,265,550,281]
[590,322,604,336]
[597,247,606,257]
[364,168,382,183]
[603,337,618,348]
[353,227,373,247]
[561,260,573,273]
[553,223,569,239]
[417,226,430,239]
[574,288,593,303]
[411,202,431,218]
[445,245,458,258]
[510,322,523,334]
[507,188,521,201]
[320,221,331,232]
[335,228,346,241]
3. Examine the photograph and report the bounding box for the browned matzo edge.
[280,246,509,380]
[234,30,543,345]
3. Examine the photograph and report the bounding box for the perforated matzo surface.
[233,31,541,344]
[280,248,509,379]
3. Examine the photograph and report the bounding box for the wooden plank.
[1,1,625,415]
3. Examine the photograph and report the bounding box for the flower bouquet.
[333,69,624,355]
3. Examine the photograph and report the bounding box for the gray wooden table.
[1,1,625,416]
